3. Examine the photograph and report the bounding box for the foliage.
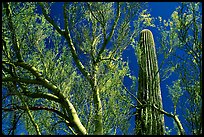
[2,2,146,135]
[156,2,202,135]
[2,2,202,135]
[2,2,77,135]
[167,79,183,114]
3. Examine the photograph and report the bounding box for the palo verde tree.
[155,2,202,135]
[2,2,201,135]
[2,2,147,135]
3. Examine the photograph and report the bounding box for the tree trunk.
[92,64,103,135]
[136,29,165,135]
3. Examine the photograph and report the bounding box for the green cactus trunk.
[136,29,165,135]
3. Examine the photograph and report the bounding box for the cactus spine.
[136,29,165,135]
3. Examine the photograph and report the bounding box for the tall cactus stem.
[136,29,165,135]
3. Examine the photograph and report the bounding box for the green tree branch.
[63,3,93,85]
[3,2,23,62]
[95,2,120,64]
[152,104,185,135]
[10,61,87,135]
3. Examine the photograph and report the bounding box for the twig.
[152,104,185,135]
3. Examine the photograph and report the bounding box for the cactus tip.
[141,29,152,34]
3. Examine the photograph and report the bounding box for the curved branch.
[153,104,185,135]
[51,120,77,135]
[63,3,92,86]
[121,80,185,136]
[13,61,43,78]
[3,90,78,135]
[39,2,93,87]
[11,61,87,135]
[2,77,41,85]
[22,91,60,104]
[4,2,88,134]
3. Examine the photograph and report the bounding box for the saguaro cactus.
[136,29,165,135]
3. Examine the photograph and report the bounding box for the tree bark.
[136,29,165,135]
[92,64,103,135]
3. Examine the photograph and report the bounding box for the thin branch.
[152,104,185,135]
[100,57,117,62]
[3,2,87,135]
[10,61,87,135]
[87,3,105,27]
[13,61,43,78]
[123,85,143,106]
[8,111,25,135]
[3,106,70,122]
[3,2,23,62]
[22,91,60,104]
[95,2,120,63]
[120,80,143,106]
[63,3,92,86]
[38,2,65,36]
[3,89,78,135]
[2,38,11,61]
[14,85,41,135]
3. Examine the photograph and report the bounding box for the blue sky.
[3,2,195,135]
[148,2,186,135]
[122,2,186,135]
